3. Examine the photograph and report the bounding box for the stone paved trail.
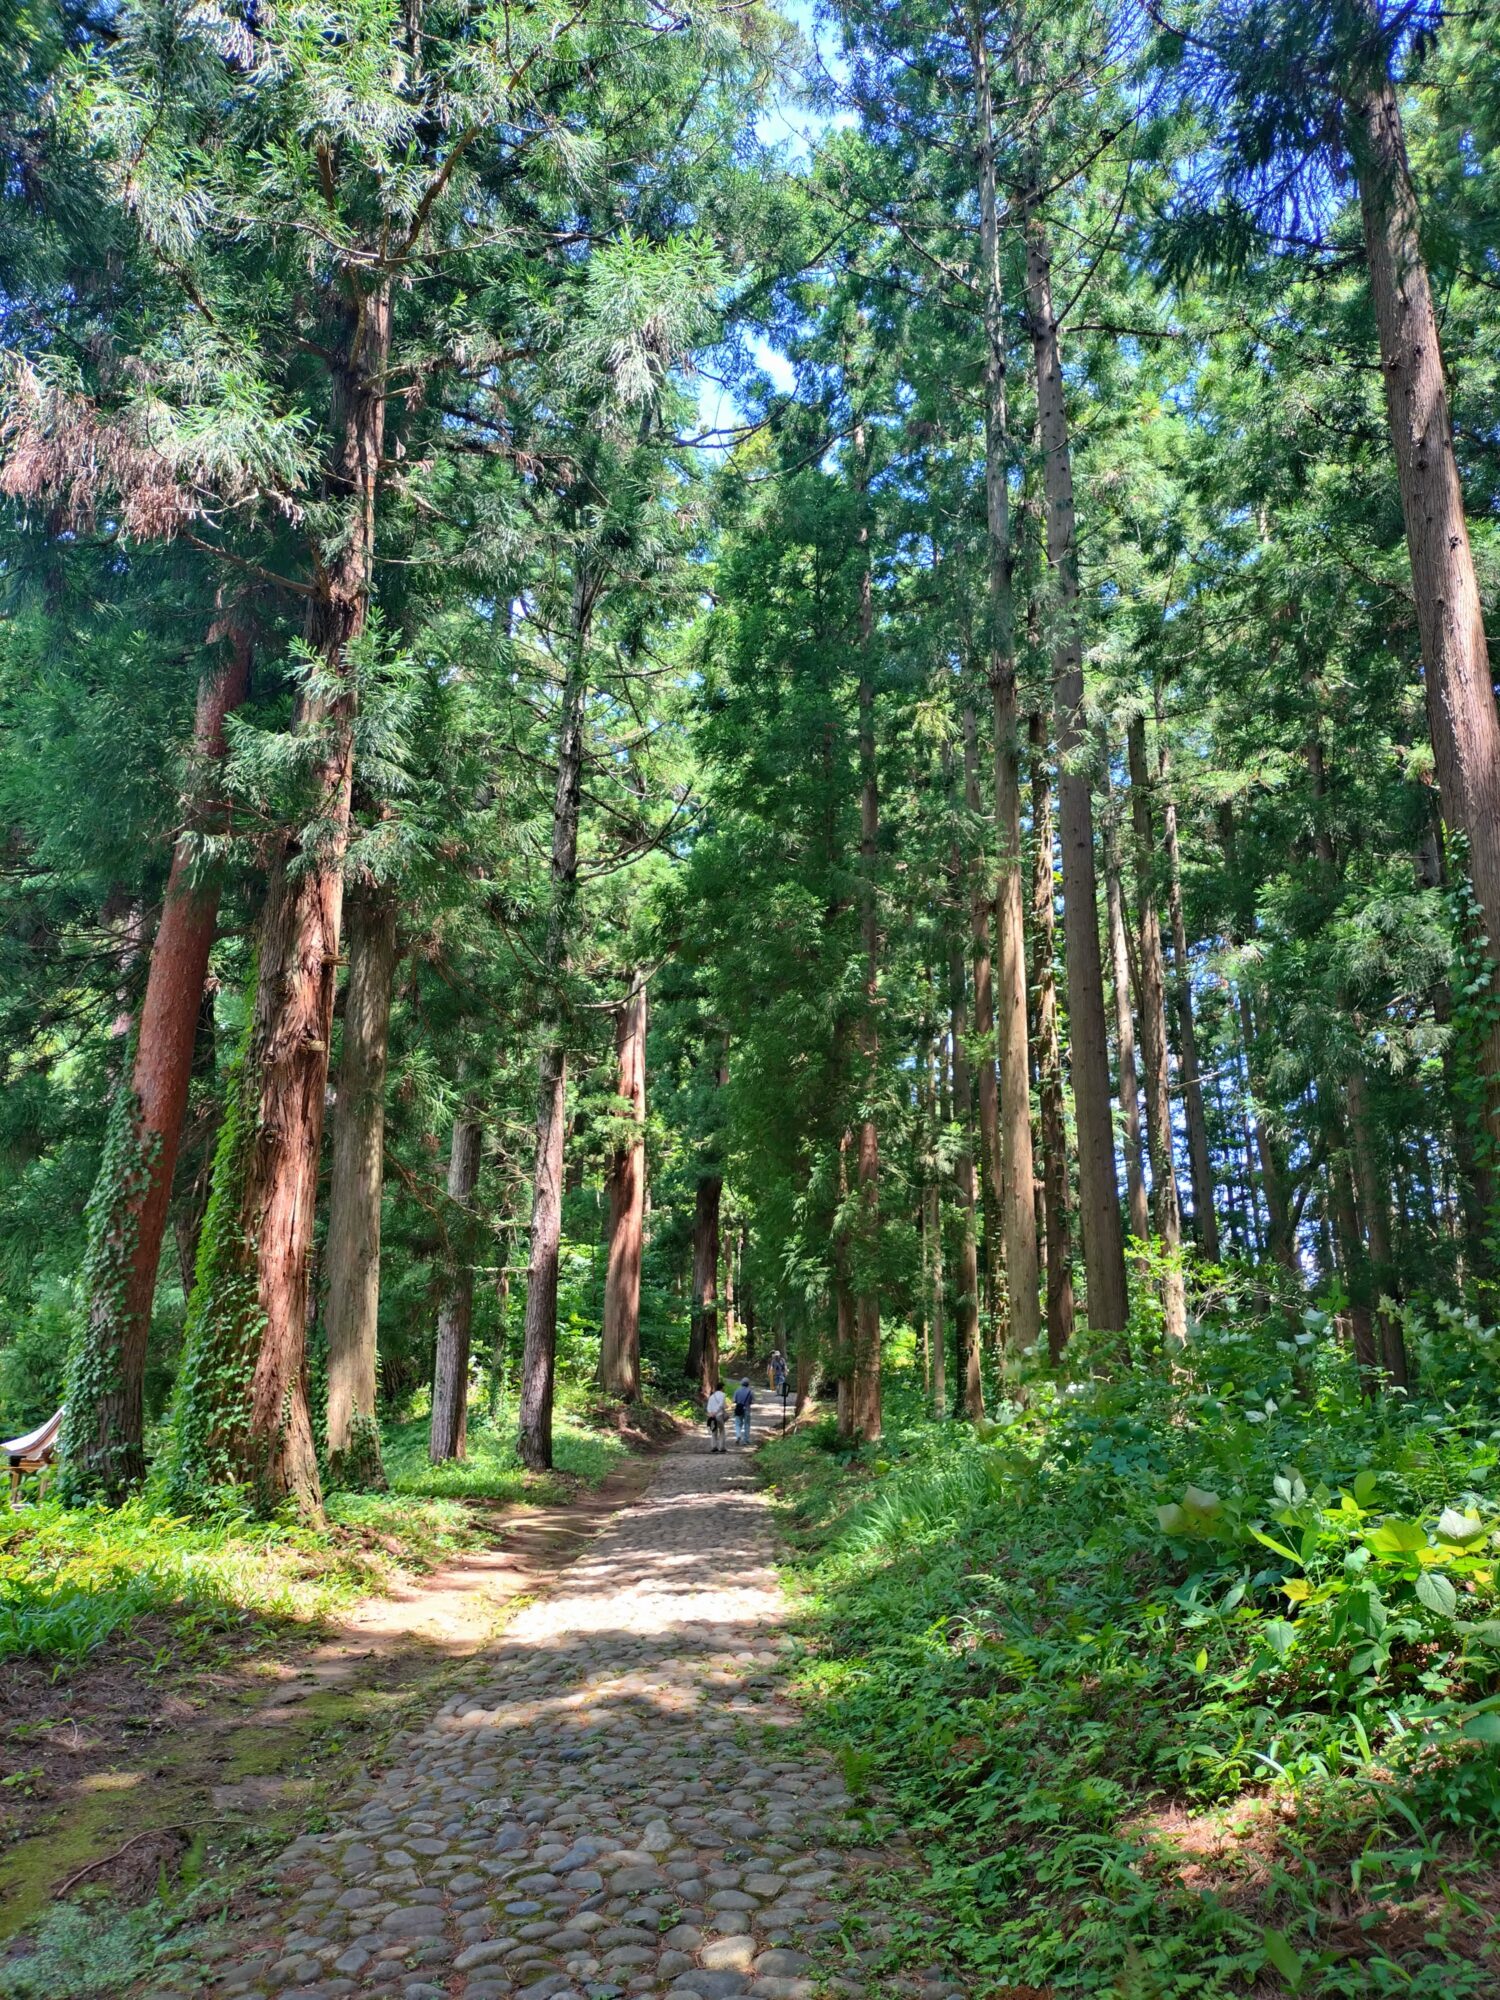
[209,1405,956,2000]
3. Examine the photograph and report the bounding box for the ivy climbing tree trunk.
[323,883,397,1487]
[168,281,391,1522]
[62,627,252,1503]
[1127,717,1188,1345]
[599,967,648,1403]
[970,8,1042,1359]
[518,573,590,1472]
[1024,199,1128,1331]
[430,1114,483,1463]
[1029,710,1075,1361]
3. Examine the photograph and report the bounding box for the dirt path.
[0,1451,664,1937]
[194,1405,959,2000]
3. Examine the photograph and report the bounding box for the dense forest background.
[5,0,1500,1992]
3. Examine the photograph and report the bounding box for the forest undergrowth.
[764,1293,1500,1999]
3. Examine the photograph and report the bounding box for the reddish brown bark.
[600,968,648,1402]
[1349,39,1500,1211]
[64,629,252,1499]
[241,284,391,1519]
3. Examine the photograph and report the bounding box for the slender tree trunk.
[850,421,883,1441]
[430,1115,482,1461]
[324,884,397,1486]
[1348,45,1500,1219]
[1029,711,1075,1361]
[62,630,252,1502]
[518,573,590,1471]
[1327,1103,1380,1390]
[1127,718,1188,1345]
[969,16,1042,1358]
[599,968,647,1402]
[1103,764,1151,1245]
[1024,197,1127,1328]
[949,935,985,1418]
[1157,733,1220,1260]
[1347,1066,1409,1389]
[1239,985,1295,1270]
[928,1175,947,1418]
[689,1173,722,1396]
[964,703,1004,1338]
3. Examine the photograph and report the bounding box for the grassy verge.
[762,1311,1500,1999]
[0,1398,631,1666]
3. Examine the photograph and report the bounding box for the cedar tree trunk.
[62,629,252,1502]
[1029,711,1075,1361]
[430,1114,483,1462]
[1024,202,1127,1329]
[599,968,647,1402]
[324,883,397,1485]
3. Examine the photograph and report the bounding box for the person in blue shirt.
[732,1377,754,1444]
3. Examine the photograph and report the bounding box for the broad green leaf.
[1366,1519,1427,1555]
[1262,1926,1304,1989]
[1156,1503,1188,1535]
[1193,1648,1208,1673]
[1262,1618,1296,1661]
[1437,1508,1485,1546]
[1416,1572,1458,1619]
[1352,1469,1379,1506]
[1462,1712,1500,1743]
[1183,1485,1222,1516]
[1281,1577,1311,1603]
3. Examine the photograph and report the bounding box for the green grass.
[382,1396,628,1501]
[763,1302,1500,1999]
[0,1393,632,1664]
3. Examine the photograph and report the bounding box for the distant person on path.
[705,1384,728,1454]
[733,1376,754,1445]
[769,1349,788,1395]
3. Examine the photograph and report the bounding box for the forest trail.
[205,1403,953,2000]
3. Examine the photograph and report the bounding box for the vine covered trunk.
[62,629,251,1502]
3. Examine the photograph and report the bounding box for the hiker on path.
[705,1384,728,1454]
[733,1376,754,1445]
[769,1349,788,1394]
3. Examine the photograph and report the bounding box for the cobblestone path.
[210,1406,954,2000]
